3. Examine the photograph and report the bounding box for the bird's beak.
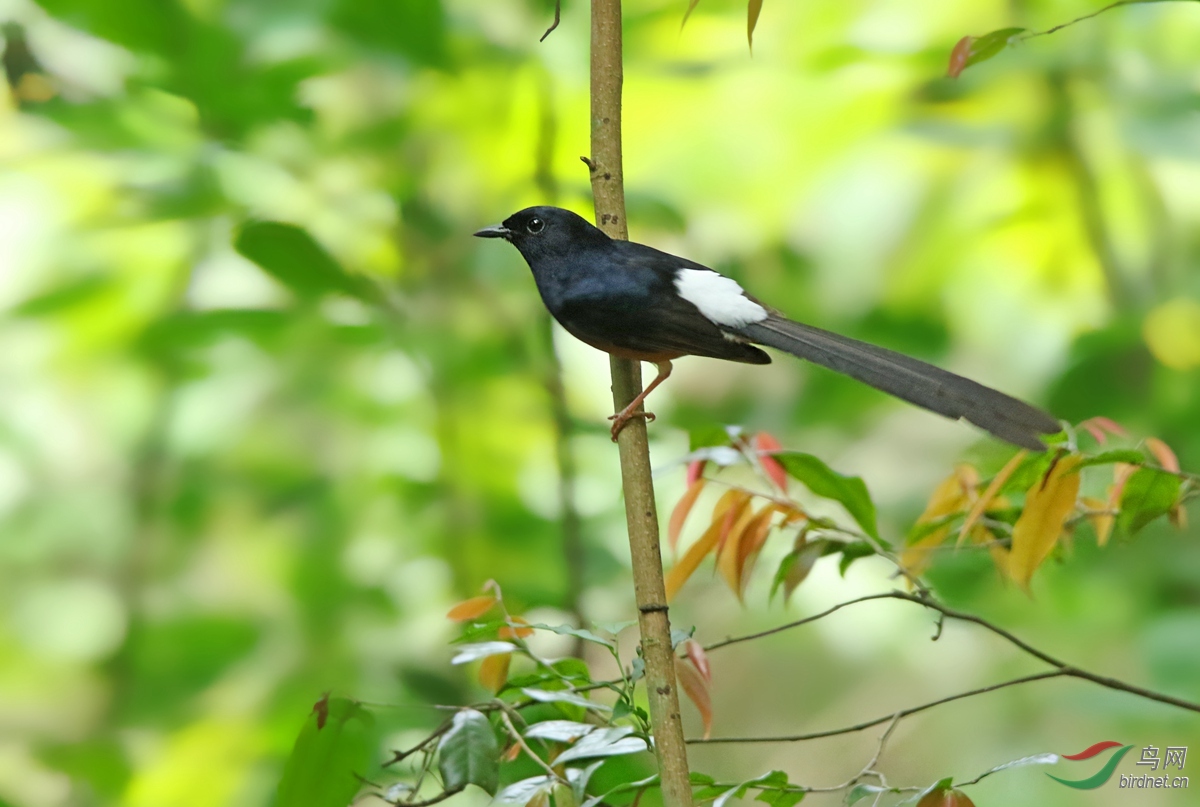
[473,224,513,240]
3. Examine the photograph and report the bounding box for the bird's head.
[474,206,609,263]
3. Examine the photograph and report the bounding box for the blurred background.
[0,0,1198,805]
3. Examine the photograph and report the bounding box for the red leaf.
[675,655,713,739]
[686,459,707,487]
[947,36,973,78]
[682,638,711,683]
[1144,436,1180,473]
[753,432,788,491]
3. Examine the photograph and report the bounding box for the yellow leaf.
[900,466,975,576]
[747,0,763,51]
[675,655,712,739]
[479,652,510,693]
[736,504,784,596]
[1008,454,1083,589]
[668,478,707,556]
[665,489,749,602]
[958,451,1025,546]
[447,595,498,621]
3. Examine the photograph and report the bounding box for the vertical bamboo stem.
[588,3,693,806]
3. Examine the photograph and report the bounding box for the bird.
[474,205,1060,450]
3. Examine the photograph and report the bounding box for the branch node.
[639,603,669,614]
[580,155,597,173]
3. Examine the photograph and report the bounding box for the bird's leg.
[609,361,673,441]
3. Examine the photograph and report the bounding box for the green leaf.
[235,221,367,301]
[437,709,499,795]
[689,425,734,451]
[275,697,376,807]
[671,626,697,649]
[529,623,615,648]
[756,789,804,807]
[773,453,879,541]
[1118,467,1181,535]
[846,784,886,805]
[836,541,876,576]
[964,27,1026,70]
[554,727,648,764]
[521,688,611,711]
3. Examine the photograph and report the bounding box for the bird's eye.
[526,217,545,234]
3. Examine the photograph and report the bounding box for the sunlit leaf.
[478,653,510,694]
[438,709,499,795]
[774,453,879,541]
[669,478,708,556]
[554,727,648,764]
[1008,454,1083,589]
[747,0,763,51]
[524,721,595,743]
[675,655,712,739]
[451,642,516,665]
[276,697,376,807]
[901,466,974,576]
[447,596,498,622]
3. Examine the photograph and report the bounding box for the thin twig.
[1019,0,1164,41]
[540,0,562,41]
[704,593,899,652]
[805,713,902,792]
[689,670,1067,744]
[392,785,465,807]
[499,708,566,782]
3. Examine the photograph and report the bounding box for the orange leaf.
[499,617,534,640]
[478,652,511,693]
[1081,495,1114,548]
[686,459,707,487]
[682,638,711,683]
[958,451,1025,546]
[714,490,754,557]
[716,500,759,599]
[665,489,748,602]
[747,0,763,52]
[668,478,708,556]
[736,504,782,596]
[1144,437,1180,473]
[947,36,973,78]
[753,432,788,491]
[1008,454,1083,589]
[447,595,498,621]
[675,655,712,739]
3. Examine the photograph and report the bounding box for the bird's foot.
[609,408,656,441]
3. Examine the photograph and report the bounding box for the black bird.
[475,206,1060,449]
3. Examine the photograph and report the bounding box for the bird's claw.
[609,410,656,441]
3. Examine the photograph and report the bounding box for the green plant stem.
[588,1,692,806]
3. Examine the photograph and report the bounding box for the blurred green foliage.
[0,0,1198,806]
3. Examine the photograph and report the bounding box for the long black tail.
[733,314,1060,450]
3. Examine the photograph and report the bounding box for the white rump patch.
[674,268,768,328]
